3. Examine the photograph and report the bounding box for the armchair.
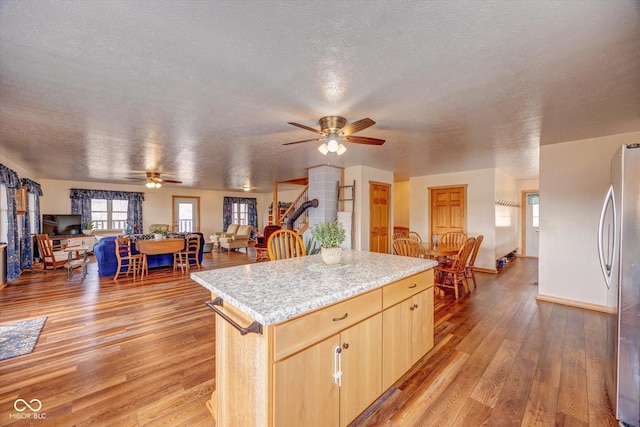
[210,224,240,250]
[219,225,253,254]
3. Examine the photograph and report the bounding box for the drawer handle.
[332,313,348,322]
[408,284,417,289]
[205,298,263,336]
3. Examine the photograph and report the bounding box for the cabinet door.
[274,334,340,427]
[411,288,434,365]
[340,313,382,426]
[382,298,412,390]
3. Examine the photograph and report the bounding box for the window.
[532,203,540,228]
[232,202,248,225]
[28,192,36,234]
[91,199,128,230]
[0,184,7,242]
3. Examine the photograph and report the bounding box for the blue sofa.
[94,232,205,277]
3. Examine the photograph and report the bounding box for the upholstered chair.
[219,225,254,254]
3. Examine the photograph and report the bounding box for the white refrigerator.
[598,143,640,426]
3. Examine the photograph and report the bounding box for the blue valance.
[21,178,44,196]
[70,188,144,202]
[0,163,21,188]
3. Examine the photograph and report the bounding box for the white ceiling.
[1,1,639,192]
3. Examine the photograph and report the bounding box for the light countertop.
[190,250,437,326]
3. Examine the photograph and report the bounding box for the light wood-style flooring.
[0,250,617,426]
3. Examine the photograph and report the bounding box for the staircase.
[279,185,309,234]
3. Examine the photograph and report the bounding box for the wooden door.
[411,288,434,365]
[340,314,382,426]
[430,186,466,238]
[274,334,340,426]
[381,298,412,390]
[369,182,390,253]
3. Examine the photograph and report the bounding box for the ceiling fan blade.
[343,135,386,145]
[124,177,146,181]
[287,122,323,134]
[341,118,375,136]
[282,137,325,146]
[159,178,182,184]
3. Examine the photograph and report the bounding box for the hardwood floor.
[0,252,617,426]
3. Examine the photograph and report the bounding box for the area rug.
[0,317,47,361]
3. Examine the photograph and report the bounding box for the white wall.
[494,170,520,260]
[538,131,640,307]
[344,166,394,251]
[409,169,497,271]
[393,181,410,228]
[0,152,37,180]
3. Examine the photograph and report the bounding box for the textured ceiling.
[1,1,639,192]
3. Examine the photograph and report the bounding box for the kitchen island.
[191,250,438,427]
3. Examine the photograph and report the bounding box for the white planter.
[82,230,93,235]
[154,233,164,240]
[321,247,342,265]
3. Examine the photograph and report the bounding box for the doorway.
[430,186,467,240]
[522,191,539,257]
[172,196,200,232]
[369,181,390,253]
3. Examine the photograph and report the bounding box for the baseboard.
[535,293,610,313]
[475,267,498,274]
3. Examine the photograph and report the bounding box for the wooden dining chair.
[407,231,422,243]
[114,237,143,280]
[465,234,483,288]
[392,238,426,258]
[174,233,202,273]
[267,229,306,261]
[434,237,475,299]
[440,231,468,247]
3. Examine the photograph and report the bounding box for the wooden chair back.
[36,234,65,270]
[174,233,202,272]
[407,231,422,243]
[440,231,468,248]
[392,238,426,258]
[468,235,483,267]
[451,237,476,270]
[114,237,142,280]
[267,229,306,261]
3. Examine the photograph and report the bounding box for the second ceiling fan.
[284,116,385,155]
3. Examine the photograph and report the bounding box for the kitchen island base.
[205,269,434,427]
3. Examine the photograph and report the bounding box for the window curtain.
[20,178,43,269]
[70,189,145,234]
[0,164,21,282]
[222,197,258,231]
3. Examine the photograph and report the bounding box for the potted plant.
[310,220,346,265]
[150,227,168,240]
[82,219,94,235]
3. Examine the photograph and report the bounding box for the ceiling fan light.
[318,143,329,155]
[243,185,251,191]
[145,181,154,188]
[336,144,347,155]
[327,138,339,152]
[155,182,162,189]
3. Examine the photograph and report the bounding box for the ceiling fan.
[124,172,182,188]
[284,116,385,155]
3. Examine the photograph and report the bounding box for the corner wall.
[538,131,640,307]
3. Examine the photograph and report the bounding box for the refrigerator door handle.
[597,184,616,288]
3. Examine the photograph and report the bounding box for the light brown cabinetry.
[382,271,434,390]
[209,271,433,427]
[274,314,382,427]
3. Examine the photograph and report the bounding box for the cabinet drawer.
[382,271,433,309]
[274,289,382,361]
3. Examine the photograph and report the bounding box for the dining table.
[422,242,461,258]
[135,238,185,278]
